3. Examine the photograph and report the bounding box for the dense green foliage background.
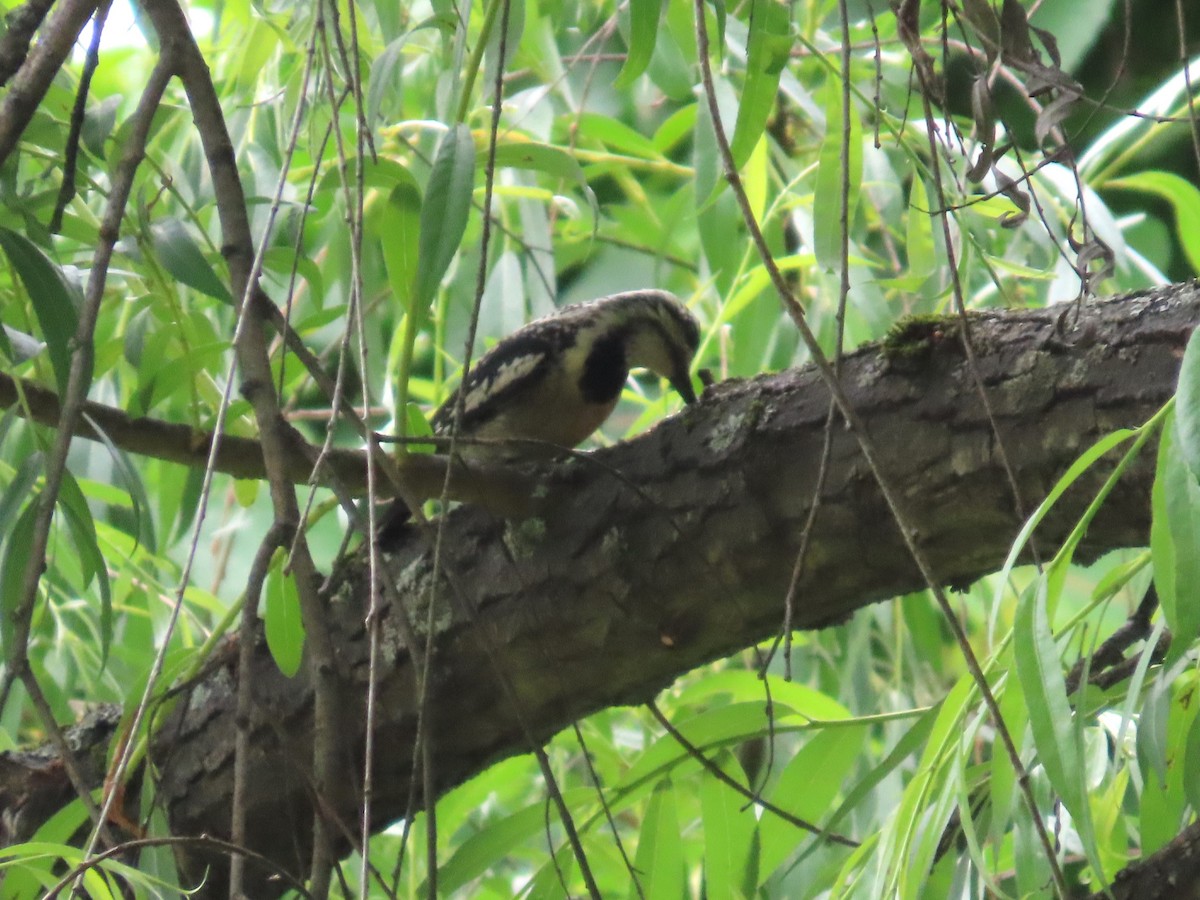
[2,0,1200,895]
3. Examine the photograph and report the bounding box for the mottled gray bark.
[5,285,1196,896]
[154,284,1197,894]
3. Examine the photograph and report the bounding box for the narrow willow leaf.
[813,77,863,273]
[0,800,93,896]
[369,175,423,315]
[617,702,809,794]
[1014,580,1079,800]
[414,125,475,308]
[489,139,599,226]
[729,0,792,168]
[58,471,112,662]
[436,789,594,893]
[1153,420,1200,658]
[79,411,156,554]
[0,452,43,537]
[990,662,1028,848]
[994,427,1136,606]
[0,324,44,363]
[149,218,232,303]
[698,191,741,297]
[265,551,304,677]
[1014,578,1106,881]
[0,227,83,397]
[634,779,685,899]
[1175,327,1200,480]
[614,0,663,88]
[577,112,662,157]
[758,724,868,879]
[743,134,768,225]
[702,751,757,900]
[1138,667,1197,852]
[490,139,595,202]
[653,104,698,155]
[906,176,936,280]
[367,35,409,127]
[403,402,436,453]
[0,502,38,654]
[1108,171,1200,275]
[817,704,936,841]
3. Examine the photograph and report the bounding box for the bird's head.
[599,290,701,404]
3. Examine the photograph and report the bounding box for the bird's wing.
[431,333,556,435]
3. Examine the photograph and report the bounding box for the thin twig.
[50,0,111,232]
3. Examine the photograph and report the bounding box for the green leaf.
[0,324,45,363]
[701,752,758,900]
[0,799,94,896]
[1152,418,1200,660]
[617,702,814,794]
[366,35,410,127]
[906,176,936,280]
[614,0,664,88]
[1175,326,1200,480]
[78,410,156,554]
[149,218,232,303]
[0,452,44,537]
[675,668,852,720]
[653,104,698,155]
[490,139,595,203]
[729,0,792,168]
[1014,580,1080,803]
[743,134,768,224]
[1107,171,1200,275]
[403,402,436,453]
[264,551,304,677]
[993,427,1137,602]
[414,125,475,308]
[818,704,937,841]
[990,659,1029,847]
[0,227,83,397]
[813,77,863,273]
[694,75,738,210]
[437,788,594,893]
[58,471,112,663]
[633,779,684,899]
[367,174,423,314]
[1138,667,1197,852]
[1013,578,1105,880]
[0,501,38,657]
[758,724,868,879]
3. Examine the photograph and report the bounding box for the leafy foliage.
[1,0,1199,896]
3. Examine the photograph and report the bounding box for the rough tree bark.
[159,283,1195,894]
[2,283,1196,897]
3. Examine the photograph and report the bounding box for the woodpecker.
[376,290,700,537]
[430,289,700,459]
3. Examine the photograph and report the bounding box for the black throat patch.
[579,330,629,404]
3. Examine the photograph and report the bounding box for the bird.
[377,289,701,536]
[430,288,700,460]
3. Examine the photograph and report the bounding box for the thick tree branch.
[150,284,1194,895]
[0,371,535,512]
[0,0,98,164]
[2,285,1196,896]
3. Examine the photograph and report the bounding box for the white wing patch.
[462,350,547,414]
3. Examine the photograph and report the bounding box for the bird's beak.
[671,370,698,405]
